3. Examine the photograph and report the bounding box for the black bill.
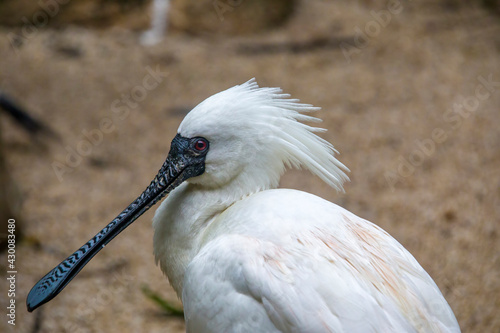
[27,134,208,312]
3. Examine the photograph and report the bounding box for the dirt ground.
[0,1,499,332]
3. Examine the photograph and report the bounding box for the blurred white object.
[140,0,170,46]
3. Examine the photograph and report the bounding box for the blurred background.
[0,0,499,332]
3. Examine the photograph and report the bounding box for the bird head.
[176,78,349,195]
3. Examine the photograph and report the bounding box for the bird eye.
[193,138,208,152]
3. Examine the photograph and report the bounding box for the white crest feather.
[178,78,349,192]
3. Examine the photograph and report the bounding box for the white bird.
[27,79,460,333]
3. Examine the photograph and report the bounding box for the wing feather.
[182,197,460,333]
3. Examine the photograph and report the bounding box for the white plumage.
[152,79,460,332]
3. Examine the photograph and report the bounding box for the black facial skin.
[26,134,209,312]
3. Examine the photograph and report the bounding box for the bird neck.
[153,178,269,296]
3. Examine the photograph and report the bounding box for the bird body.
[154,187,459,333]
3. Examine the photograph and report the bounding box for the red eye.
[193,139,208,152]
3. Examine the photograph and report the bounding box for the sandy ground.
[0,1,499,332]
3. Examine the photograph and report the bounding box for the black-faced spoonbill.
[27,79,460,332]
